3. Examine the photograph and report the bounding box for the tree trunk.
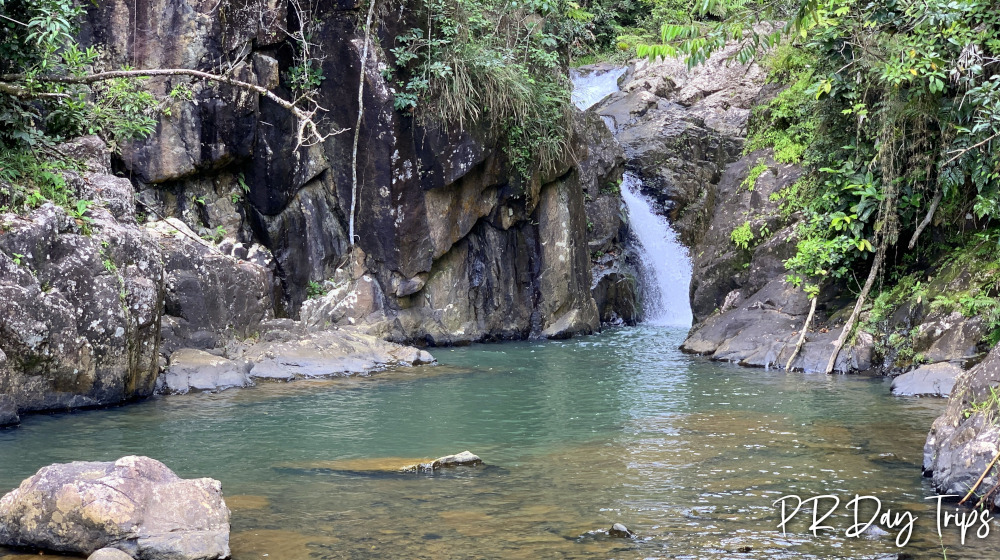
[823,246,885,374]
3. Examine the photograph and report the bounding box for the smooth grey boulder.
[891,362,963,397]
[0,456,229,560]
[245,329,434,380]
[162,349,251,394]
[89,548,137,560]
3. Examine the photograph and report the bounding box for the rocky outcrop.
[0,136,281,423]
[593,42,766,248]
[0,140,164,422]
[0,456,229,560]
[924,347,1000,504]
[75,1,631,346]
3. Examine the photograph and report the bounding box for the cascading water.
[570,66,693,326]
[619,172,693,326]
[570,66,628,110]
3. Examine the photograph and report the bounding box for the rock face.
[0,456,229,560]
[74,1,632,345]
[0,136,279,423]
[924,347,1000,505]
[0,139,164,421]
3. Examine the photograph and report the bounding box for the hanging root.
[349,0,378,247]
[824,246,885,374]
[785,296,817,371]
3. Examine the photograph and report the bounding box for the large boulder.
[891,362,963,397]
[924,346,1000,505]
[0,456,229,560]
[0,202,164,417]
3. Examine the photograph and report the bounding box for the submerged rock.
[400,451,483,473]
[891,362,963,397]
[0,456,229,560]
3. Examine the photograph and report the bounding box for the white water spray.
[570,66,628,110]
[619,173,693,327]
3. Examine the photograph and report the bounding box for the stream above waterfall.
[1,327,991,559]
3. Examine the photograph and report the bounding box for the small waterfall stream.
[619,173,693,326]
[570,66,627,111]
[570,66,693,327]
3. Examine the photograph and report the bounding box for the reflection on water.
[0,327,990,558]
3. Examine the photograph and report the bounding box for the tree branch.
[1,68,345,146]
[784,296,817,371]
[907,187,942,249]
[824,245,885,374]
[0,82,69,99]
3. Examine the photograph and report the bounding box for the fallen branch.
[960,448,1000,505]
[1,68,345,147]
[785,296,817,371]
[823,245,885,374]
[907,188,942,249]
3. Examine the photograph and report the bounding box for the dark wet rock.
[0,394,17,428]
[608,523,633,538]
[0,456,229,560]
[576,109,639,325]
[891,363,963,397]
[151,219,274,342]
[924,346,1000,505]
[89,548,137,560]
[400,451,483,473]
[74,1,627,345]
[161,349,251,395]
[914,312,984,365]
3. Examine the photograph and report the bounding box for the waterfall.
[619,173,693,327]
[570,66,693,327]
[570,66,628,110]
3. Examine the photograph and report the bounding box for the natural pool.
[0,327,992,558]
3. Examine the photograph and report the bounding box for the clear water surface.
[0,327,991,559]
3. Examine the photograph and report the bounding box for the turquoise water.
[0,327,993,558]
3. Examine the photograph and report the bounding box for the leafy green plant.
[387,0,576,179]
[307,280,327,299]
[740,159,768,192]
[66,199,94,234]
[730,221,754,251]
